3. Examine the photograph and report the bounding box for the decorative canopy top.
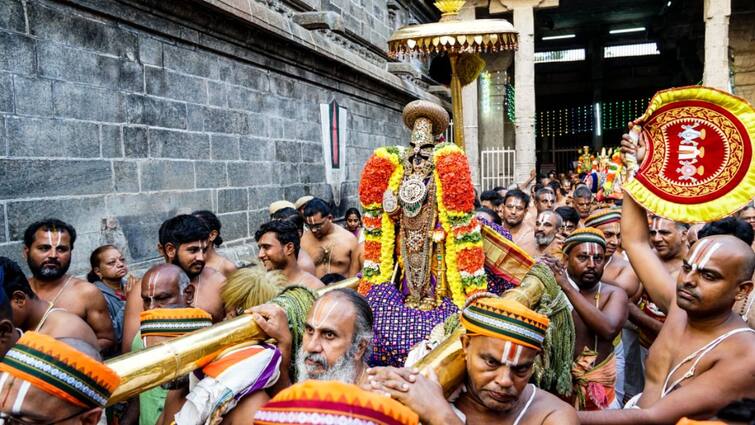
[388,18,518,58]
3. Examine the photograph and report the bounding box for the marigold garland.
[358,147,404,293]
[356,143,484,307]
[433,143,486,307]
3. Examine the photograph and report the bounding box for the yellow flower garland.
[359,143,483,308]
[433,143,485,308]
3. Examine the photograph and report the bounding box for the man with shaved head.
[131,263,192,425]
[139,263,191,311]
[578,138,755,424]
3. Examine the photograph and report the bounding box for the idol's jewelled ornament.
[387,0,517,148]
[358,100,486,366]
[623,86,755,223]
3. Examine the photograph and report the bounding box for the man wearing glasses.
[301,198,361,279]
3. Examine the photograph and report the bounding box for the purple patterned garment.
[476,217,517,295]
[366,283,458,367]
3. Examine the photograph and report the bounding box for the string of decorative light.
[536,97,650,137]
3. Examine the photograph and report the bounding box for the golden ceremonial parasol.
[387,1,518,148]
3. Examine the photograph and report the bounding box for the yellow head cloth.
[254,380,419,425]
[139,307,213,338]
[460,296,549,351]
[0,332,120,408]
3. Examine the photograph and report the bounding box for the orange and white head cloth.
[254,380,419,425]
[460,295,549,365]
[0,332,120,408]
[140,307,212,339]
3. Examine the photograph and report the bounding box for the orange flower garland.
[434,143,486,307]
[358,147,404,293]
[356,142,484,307]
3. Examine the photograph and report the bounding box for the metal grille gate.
[480,147,516,190]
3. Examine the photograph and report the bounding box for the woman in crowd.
[343,208,364,243]
[87,244,137,357]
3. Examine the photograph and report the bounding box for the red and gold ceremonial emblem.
[624,86,755,223]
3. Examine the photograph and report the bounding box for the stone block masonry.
[0,0,436,274]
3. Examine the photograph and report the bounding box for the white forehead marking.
[11,380,30,414]
[697,242,722,270]
[0,371,9,396]
[688,239,711,270]
[539,211,555,224]
[311,299,340,329]
[584,242,602,257]
[147,271,160,307]
[500,341,524,366]
[508,198,523,208]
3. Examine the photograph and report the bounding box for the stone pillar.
[513,5,536,183]
[460,4,481,187]
[703,0,732,91]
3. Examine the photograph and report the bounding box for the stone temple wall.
[0,0,440,273]
[731,0,755,105]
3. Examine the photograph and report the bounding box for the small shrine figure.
[577,146,594,174]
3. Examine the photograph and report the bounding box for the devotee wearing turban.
[0,332,119,424]
[584,209,640,299]
[543,228,628,410]
[254,380,419,425]
[365,295,578,424]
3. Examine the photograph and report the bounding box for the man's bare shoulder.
[201,266,227,284]
[601,280,628,299]
[534,388,579,425]
[300,272,325,290]
[44,310,98,347]
[333,224,358,245]
[62,278,107,310]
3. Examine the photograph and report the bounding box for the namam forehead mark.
[577,242,603,257]
[0,373,31,415]
[537,211,555,224]
[309,296,341,330]
[147,271,160,306]
[650,216,674,232]
[506,198,524,208]
[687,239,723,272]
[45,229,62,250]
[500,340,524,366]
